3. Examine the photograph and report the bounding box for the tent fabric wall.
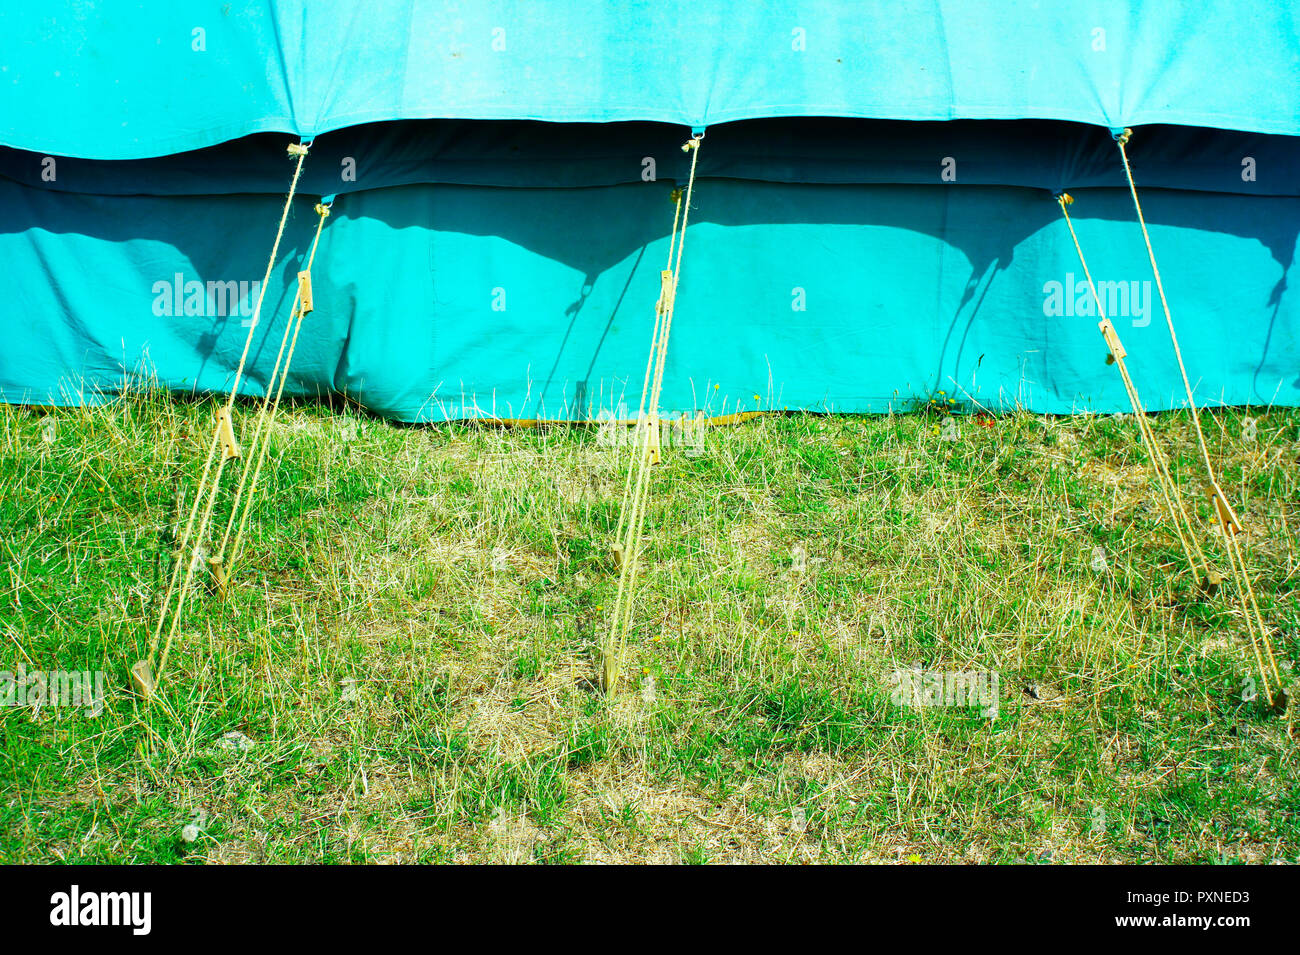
[3,1,1299,160]
[4,169,1295,420]
[2,3,1296,420]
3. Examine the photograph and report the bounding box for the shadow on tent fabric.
[2,171,1295,418]
[6,119,1297,199]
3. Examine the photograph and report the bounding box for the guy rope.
[1056,192,1209,586]
[214,198,332,585]
[1053,127,1285,710]
[1113,127,1283,711]
[602,130,703,694]
[135,140,331,698]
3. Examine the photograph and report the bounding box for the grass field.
[1,387,1297,864]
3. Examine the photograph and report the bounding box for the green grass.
[0,385,1296,863]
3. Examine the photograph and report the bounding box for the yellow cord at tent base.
[603,134,703,695]
[1116,130,1283,711]
[216,203,332,582]
[139,141,329,698]
[1057,194,1209,586]
[1058,179,1284,712]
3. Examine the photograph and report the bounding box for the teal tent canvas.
[1,1,1297,420]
